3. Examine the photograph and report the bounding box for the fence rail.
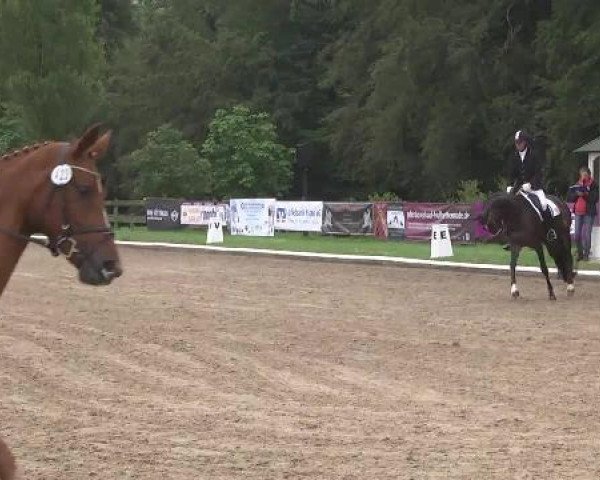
[106,200,146,228]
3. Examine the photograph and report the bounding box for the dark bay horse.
[0,124,122,295]
[0,125,123,477]
[481,191,574,300]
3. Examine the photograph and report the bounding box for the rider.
[507,130,557,242]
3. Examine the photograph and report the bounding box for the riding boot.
[542,208,558,243]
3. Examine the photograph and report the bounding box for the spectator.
[570,166,598,261]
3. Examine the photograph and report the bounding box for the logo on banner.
[170,210,179,222]
[276,208,287,224]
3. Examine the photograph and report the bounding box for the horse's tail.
[0,438,16,480]
[549,195,572,229]
[545,195,575,280]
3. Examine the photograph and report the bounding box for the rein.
[0,146,113,260]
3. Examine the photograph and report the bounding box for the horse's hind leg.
[535,246,556,301]
[510,245,521,298]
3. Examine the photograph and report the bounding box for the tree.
[98,0,136,60]
[202,105,294,198]
[535,0,600,191]
[0,0,105,140]
[56,0,600,200]
[125,125,211,199]
[0,104,29,154]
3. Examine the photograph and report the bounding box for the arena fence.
[108,197,596,243]
[135,197,486,243]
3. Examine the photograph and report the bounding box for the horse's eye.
[76,185,93,196]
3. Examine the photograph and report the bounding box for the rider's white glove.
[522,183,532,192]
[506,186,513,193]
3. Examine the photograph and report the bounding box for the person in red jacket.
[571,166,599,261]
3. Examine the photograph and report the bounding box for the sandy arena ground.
[1,246,600,479]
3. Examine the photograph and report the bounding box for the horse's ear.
[73,124,102,158]
[73,124,111,161]
[87,130,112,161]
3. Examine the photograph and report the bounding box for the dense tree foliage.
[202,106,294,198]
[124,124,211,198]
[0,0,597,200]
[0,0,105,140]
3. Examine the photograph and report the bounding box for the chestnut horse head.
[0,124,122,293]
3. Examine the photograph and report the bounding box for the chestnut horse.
[0,124,123,479]
[0,440,15,480]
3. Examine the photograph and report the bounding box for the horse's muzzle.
[79,257,123,286]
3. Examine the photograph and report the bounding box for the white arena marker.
[206,221,224,245]
[430,224,453,259]
[50,164,73,186]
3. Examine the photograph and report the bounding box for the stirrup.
[546,228,557,242]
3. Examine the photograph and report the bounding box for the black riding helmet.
[514,130,532,150]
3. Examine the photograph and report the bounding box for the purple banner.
[404,202,474,242]
[472,201,491,240]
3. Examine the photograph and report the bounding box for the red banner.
[373,203,388,239]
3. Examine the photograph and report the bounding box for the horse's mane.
[0,141,54,161]
[483,192,521,218]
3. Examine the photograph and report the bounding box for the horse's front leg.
[510,244,521,298]
[535,246,556,301]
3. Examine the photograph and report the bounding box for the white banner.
[181,203,228,226]
[229,199,275,236]
[275,201,323,232]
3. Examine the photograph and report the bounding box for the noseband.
[486,220,505,239]
[0,145,113,261]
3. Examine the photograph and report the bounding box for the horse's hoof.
[511,291,520,299]
[567,285,575,297]
[549,293,557,301]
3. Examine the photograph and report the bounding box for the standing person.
[507,130,558,241]
[571,166,598,260]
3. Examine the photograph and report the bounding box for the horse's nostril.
[101,260,123,279]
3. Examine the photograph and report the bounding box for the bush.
[368,191,400,202]
[455,179,485,202]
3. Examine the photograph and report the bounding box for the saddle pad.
[547,198,560,217]
[519,192,543,221]
[518,191,561,219]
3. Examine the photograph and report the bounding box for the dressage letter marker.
[206,221,224,245]
[50,164,73,186]
[430,224,453,259]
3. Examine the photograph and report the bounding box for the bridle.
[486,220,505,239]
[0,145,113,262]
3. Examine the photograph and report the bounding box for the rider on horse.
[507,129,558,242]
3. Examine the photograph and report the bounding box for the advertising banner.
[403,202,474,242]
[471,201,491,241]
[275,201,323,232]
[229,199,276,236]
[322,203,373,235]
[181,203,228,226]
[373,203,388,239]
[146,198,183,230]
[386,203,406,240]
